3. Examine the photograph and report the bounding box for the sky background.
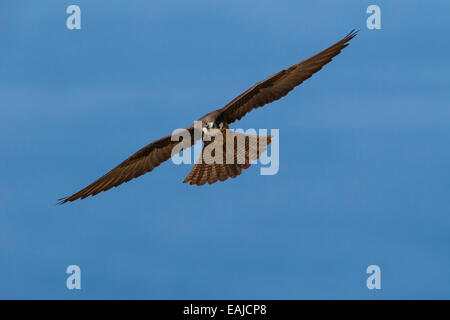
[0,1,449,299]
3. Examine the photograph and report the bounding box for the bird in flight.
[59,30,358,204]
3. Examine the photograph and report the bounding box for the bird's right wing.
[218,30,358,124]
[59,125,198,204]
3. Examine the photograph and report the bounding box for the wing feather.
[219,30,358,123]
[59,126,198,203]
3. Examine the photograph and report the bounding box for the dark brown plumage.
[218,30,358,124]
[59,30,357,204]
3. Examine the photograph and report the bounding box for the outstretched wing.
[59,125,198,204]
[219,30,358,124]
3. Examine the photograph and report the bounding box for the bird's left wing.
[218,30,358,124]
[59,125,198,204]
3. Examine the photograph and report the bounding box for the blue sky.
[1,1,449,299]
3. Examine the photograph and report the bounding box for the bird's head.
[198,111,223,135]
[201,120,222,136]
[203,120,217,129]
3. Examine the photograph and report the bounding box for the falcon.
[59,30,358,204]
